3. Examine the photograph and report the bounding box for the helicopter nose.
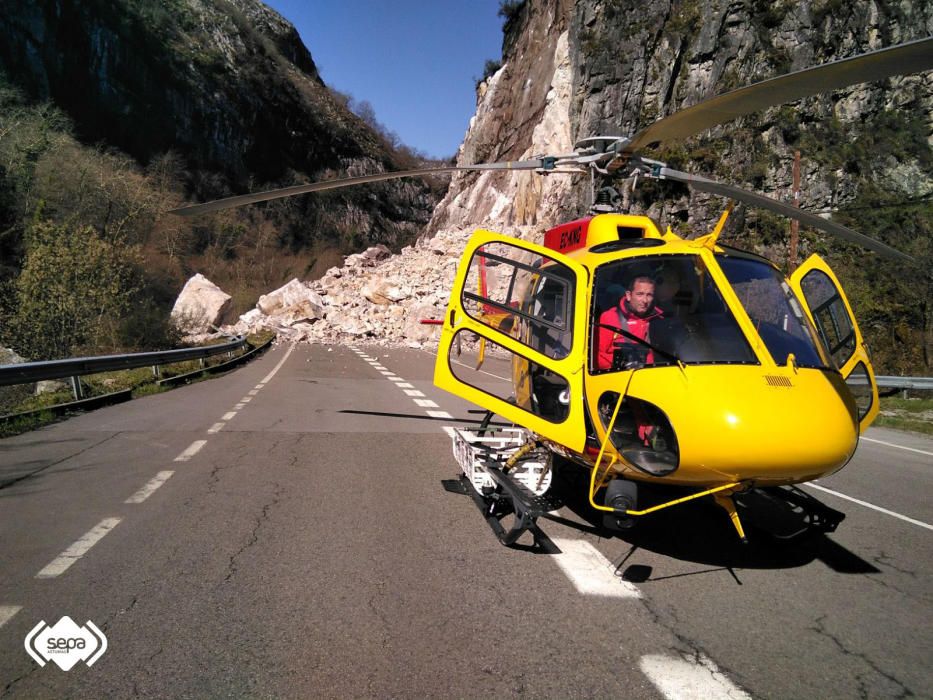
[625,366,859,484]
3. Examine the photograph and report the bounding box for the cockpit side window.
[590,255,756,373]
[462,242,574,361]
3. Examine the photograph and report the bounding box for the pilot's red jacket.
[596,302,663,370]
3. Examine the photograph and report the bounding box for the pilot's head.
[624,276,655,316]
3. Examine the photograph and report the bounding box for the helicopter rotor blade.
[625,36,933,154]
[658,166,913,263]
[168,159,555,217]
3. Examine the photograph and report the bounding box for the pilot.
[596,275,663,371]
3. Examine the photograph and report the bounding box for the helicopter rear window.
[590,255,756,373]
[717,257,831,369]
[462,242,574,360]
[798,269,857,368]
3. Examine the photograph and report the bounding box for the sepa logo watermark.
[25,616,107,670]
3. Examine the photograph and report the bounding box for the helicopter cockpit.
[590,255,756,373]
[590,252,837,374]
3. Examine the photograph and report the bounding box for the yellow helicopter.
[172,37,933,547]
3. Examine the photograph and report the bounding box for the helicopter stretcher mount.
[448,425,559,547]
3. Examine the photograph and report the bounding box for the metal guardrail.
[875,376,933,391]
[0,336,247,398]
[848,375,933,390]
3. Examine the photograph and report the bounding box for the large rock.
[257,279,325,322]
[171,274,233,334]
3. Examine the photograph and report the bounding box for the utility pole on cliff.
[788,150,801,271]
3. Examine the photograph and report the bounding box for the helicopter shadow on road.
[545,465,880,577]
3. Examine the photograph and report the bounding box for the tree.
[1,221,140,359]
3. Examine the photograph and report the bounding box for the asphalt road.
[0,343,930,699]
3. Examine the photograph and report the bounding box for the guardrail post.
[70,376,84,401]
[151,365,161,378]
[199,358,206,369]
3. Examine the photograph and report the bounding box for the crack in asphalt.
[2,662,41,697]
[0,432,122,490]
[870,550,918,579]
[630,583,751,698]
[222,482,286,584]
[808,615,914,699]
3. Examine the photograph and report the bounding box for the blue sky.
[263,1,506,159]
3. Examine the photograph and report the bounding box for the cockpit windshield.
[590,255,756,373]
[716,254,832,369]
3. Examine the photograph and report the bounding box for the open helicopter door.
[434,230,589,452]
[789,255,880,432]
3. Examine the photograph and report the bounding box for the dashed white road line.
[241,397,252,403]
[442,426,457,439]
[247,389,259,396]
[804,483,933,531]
[222,411,237,421]
[0,606,21,628]
[639,653,751,700]
[174,440,207,462]
[549,538,641,598]
[261,343,296,384]
[414,399,439,408]
[125,471,175,504]
[404,389,426,397]
[36,518,122,578]
[426,410,453,419]
[395,382,414,389]
[207,422,225,434]
[860,436,933,457]
[254,384,265,390]
[235,403,245,409]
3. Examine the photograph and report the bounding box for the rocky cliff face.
[433,0,932,245]
[0,0,441,251]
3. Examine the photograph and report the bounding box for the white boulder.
[171,274,233,334]
[257,279,325,323]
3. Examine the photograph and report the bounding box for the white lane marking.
[247,389,259,396]
[235,403,245,409]
[261,343,296,384]
[640,654,751,700]
[379,370,395,376]
[207,422,225,434]
[450,358,510,382]
[382,374,399,380]
[222,411,237,421]
[549,538,641,598]
[125,471,175,504]
[426,410,453,419]
[37,518,122,578]
[442,426,457,439]
[404,389,426,397]
[0,606,21,628]
[860,436,933,457]
[254,384,264,390]
[395,382,414,388]
[241,397,252,403]
[371,364,387,370]
[414,399,439,408]
[804,483,933,531]
[174,440,207,462]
